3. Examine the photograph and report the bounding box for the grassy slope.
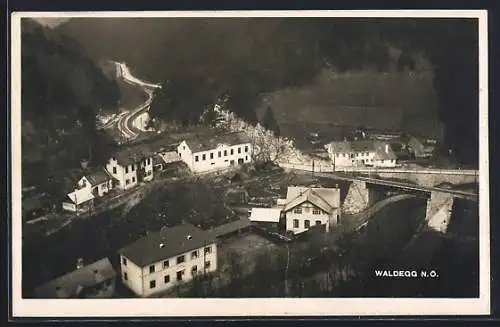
[258,69,441,147]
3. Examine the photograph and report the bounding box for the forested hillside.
[56,17,479,166]
[21,18,121,188]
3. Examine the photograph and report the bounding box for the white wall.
[285,202,339,235]
[372,158,397,168]
[120,255,144,296]
[178,141,253,173]
[106,156,154,190]
[121,243,218,297]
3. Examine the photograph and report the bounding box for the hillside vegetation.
[21,19,121,188]
[56,17,478,166]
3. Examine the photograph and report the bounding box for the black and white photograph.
[11,10,489,317]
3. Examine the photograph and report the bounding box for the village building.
[118,223,218,297]
[34,257,116,299]
[176,131,253,173]
[105,146,155,190]
[407,136,436,159]
[249,208,283,232]
[280,186,341,235]
[61,167,114,213]
[210,217,253,241]
[324,140,398,168]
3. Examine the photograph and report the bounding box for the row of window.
[123,261,212,288]
[293,219,322,229]
[125,177,136,185]
[194,146,249,162]
[122,246,213,272]
[335,152,370,158]
[293,207,322,215]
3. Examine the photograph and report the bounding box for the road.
[113,62,161,140]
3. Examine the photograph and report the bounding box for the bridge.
[314,172,478,202]
[283,166,479,235]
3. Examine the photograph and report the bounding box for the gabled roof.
[249,208,282,223]
[210,217,252,238]
[119,224,216,267]
[67,187,95,205]
[183,131,252,153]
[160,151,182,164]
[34,257,116,298]
[283,186,340,214]
[112,144,155,166]
[86,168,113,186]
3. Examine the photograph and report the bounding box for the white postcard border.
[11,9,490,317]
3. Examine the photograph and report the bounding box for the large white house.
[61,168,114,213]
[324,140,397,168]
[118,224,218,297]
[105,146,155,190]
[281,186,341,235]
[176,132,253,173]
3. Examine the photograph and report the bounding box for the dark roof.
[184,131,252,153]
[119,224,216,267]
[34,257,116,298]
[86,168,113,186]
[210,217,252,238]
[113,144,155,166]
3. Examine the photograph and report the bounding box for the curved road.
[113,62,161,140]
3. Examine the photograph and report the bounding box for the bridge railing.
[278,161,478,176]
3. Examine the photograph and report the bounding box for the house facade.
[118,224,217,297]
[61,168,114,213]
[324,140,397,168]
[281,186,341,235]
[176,132,253,173]
[105,147,154,190]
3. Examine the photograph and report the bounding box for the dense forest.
[56,17,479,166]
[21,19,121,188]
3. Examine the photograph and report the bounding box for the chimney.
[76,258,84,270]
[80,159,89,170]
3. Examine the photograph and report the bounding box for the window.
[149,280,156,289]
[313,209,321,215]
[132,177,136,183]
[245,156,248,161]
[149,265,155,273]
[126,179,130,185]
[123,272,128,281]
[202,154,206,161]
[191,266,198,276]
[365,152,369,156]
[176,270,184,281]
[230,149,234,155]
[195,155,199,162]
[210,152,214,159]
[177,255,185,264]
[244,146,248,152]
[81,179,86,187]
[218,151,221,157]
[205,261,211,268]
[304,220,311,228]
[125,166,129,173]
[113,167,117,174]
[294,207,302,214]
[191,250,198,259]
[224,150,227,156]
[238,147,241,154]
[132,165,135,171]
[315,220,322,225]
[183,146,186,150]
[122,257,127,266]
[204,246,212,254]
[293,219,299,228]
[164,275,170,284]
[112,157,116,161]
[148,158,151,165]
[163,260,169,269]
